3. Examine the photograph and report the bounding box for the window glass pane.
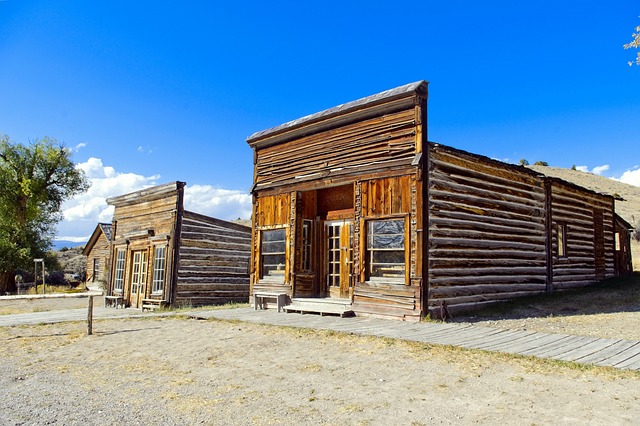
[152,246,166,294]
[114,249,125,291]
[372,251,405,264]
[262,241,284,253]
[367,219,405,281]
[261,229,286,281]
[263,229,286,242]
[371,234,404,249]
[371,220,404,235]
[370,264,405,278]
[302,220,312,271]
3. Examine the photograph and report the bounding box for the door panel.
[128,251,148,308]
[325,221,353,298]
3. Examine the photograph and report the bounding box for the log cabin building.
[82,223,112,288]
[246,80,633,320]
[105,182,251,309]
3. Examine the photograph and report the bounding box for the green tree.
[0,135,89,293]
[533,161,549,166]
[624,19,640,66]
[518,159,529,166]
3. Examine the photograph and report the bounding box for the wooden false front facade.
[106,182,251,308]
[247,81,631,320]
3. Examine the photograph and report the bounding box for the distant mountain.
[52,240,86,251]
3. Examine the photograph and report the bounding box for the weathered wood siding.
[251,193,292,301]
[549,180,615,289]
[175,211,251,306]
[109,185,181,303]
[85,232,110,284]
[614,215,633,276]
[253,108,417,192]
[352,175,423,321]
[427,145,548,314]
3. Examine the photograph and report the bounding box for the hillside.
[528,165,640,227]
[53,245,86,277]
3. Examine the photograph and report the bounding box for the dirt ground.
[0,316,638,426]
[0,277,639,425]
[0,285,640,425]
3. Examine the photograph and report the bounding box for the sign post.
[34,259,45,294]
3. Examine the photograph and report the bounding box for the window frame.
[365,216,408,285]
[152,245,167,295]
[259,227,287,283]
[301,219,313,272]
[92,258,99,282]
[113,248,126,293]
[556,223,568,258]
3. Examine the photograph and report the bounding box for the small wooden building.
[105,181,251,308]
[614,214,634,276]
[246,81,632,320]
[82,223,112,288]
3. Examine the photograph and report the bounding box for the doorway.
[128,250,148,308]
[324,220,353,299]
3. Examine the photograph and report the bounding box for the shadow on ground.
[450,273,640,323]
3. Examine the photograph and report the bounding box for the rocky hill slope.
[53,246,86,277]
[528,165,640,227]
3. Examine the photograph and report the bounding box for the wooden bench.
[142,299,167,311]
[104,295,125,309]
[253,292,287,313]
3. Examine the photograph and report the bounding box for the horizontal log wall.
[254,108,417,190]
[175,211,251,306]
[550,181,615,289]
[427,146,548,314]
[353,281,421,321]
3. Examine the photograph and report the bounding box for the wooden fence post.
[87,296,94,335]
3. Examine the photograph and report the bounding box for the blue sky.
[1,1,640,242]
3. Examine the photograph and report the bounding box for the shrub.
[45,271,68,286]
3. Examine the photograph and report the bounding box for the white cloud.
[183,185,252,221]
[137,145,154,154]
[56,158,252,243]
[592,165,610,175]
[574,164,610,175]
[617,167,640,187]
[56,158,160,241]
[74,142,87,152]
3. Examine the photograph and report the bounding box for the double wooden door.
[324,220,353,299]
[128,250,148,308]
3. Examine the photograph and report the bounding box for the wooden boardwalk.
[191,308,640,372]
[0,307,173,327]
[1,304,638,371]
